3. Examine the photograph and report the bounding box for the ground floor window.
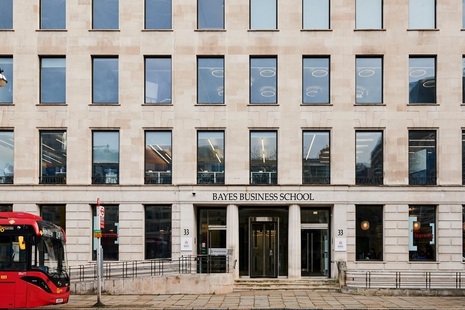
[356,205,383,261]
[0,205,12,212]
[145,205,171,259]
[92,204,119,261]
[409,205,436,261]
[40,204,66,230]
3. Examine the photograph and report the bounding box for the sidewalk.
[41,291,465,309]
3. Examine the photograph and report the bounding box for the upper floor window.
[0,131,13,184]
[93,57,118,104]
[92,131,119,184]
[40,57,66,104]
[356,205,383,261]
[356,56,383,104]
[145,0,172,30]
[250,57,277,104]
[463,131,465,185]
[198,57,224,104]
[463,0,465,29]
[356,131,383,185]
[409,56,436,104]
[40,0,66,29]
[145,131,172,184]
[40,131,67,184]
[198,0,224,29]
[93,0,119,30]
[250,131,277,185]
[0,0,13,29]
[409,0,435,29]
[145,57,172,104]
[0,57,13,104]
[303,57,330,104]
[409,205,436,261]
[302,131,330,184]
[355,0,382,29]
[303,0,329,30]
[462,57,465,104]
[463,206,465,260]
[145,205,172,259]
[197,131,225,184]
[250,0,276,30]
[408,130,436,185]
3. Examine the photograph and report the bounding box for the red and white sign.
[97,198,104,229]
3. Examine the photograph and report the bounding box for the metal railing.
[346,270,465,289]
[69,255,229,282]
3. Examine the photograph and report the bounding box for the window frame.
[145,205,172,259]
[0,0,13,30]
[249,130,278,185]
[0,57,13,104]
[302,56,330,105]
[409,205,436,261]
[0,130,14,184]
[40,56,66,104]
[408,56,436,105]
[145,56,172,104]
[408,130,437,185]
[92,130,120,185]
[355,0,382,30]
[197,56,225,104]
[92,204,119,261]
[355,56,383,104]
[197,0,225,30]
[302,130,330,184]
[197,130,225,185]
[92,0,119,30]
[145,0,172,30]
[92,56,119,104]
[144,130,172,184]
[355,205,383,261]
[40,0,66,30]
[355,130,383,185]
[40,130,67,185]
[250,0,277,30]
[249,56,277,104]
[408,0,436,30]
[302,0,330,30]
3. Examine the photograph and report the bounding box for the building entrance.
[249,218,278,278]
[301,224,328,276]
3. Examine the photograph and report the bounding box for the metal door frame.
[301,223,329,277]
[248,217,279,278]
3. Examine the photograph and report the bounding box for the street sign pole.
[94,198,105,307]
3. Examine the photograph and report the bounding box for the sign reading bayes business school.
[212,192,314,202]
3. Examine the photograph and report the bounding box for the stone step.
[234,278,341,291]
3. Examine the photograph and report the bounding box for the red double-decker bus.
[0,212,70,308]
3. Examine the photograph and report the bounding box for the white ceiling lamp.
[0,68,7,87]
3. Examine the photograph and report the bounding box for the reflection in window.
[145,131,172,184]
[356,131,383,185]
[0,58,13,104]
[303,0,329,30]
[93,0,119,29]
[250,131,277,185]
[302,131,330,184]
[197,131,224,184]
[198,57,224,104]
[198,0,224,29]
[409,205,436,261]
[0,0,13,29]
[0,131,13,184]
[40,57,66,104]
[250,57,277,104]
[145,0,172,29]
[198,208,227,272]
[92,131,119,184]
[40,131,67,184]
[40,0,66,29]
[356,205,383,261]
[409,57,436,104]
[356,0,382,29]
[0,205,12,212]
[356,57,382,104]
[409,130,436,185]
[93,57,118,104]
[92,205,119,260]
[250,0,276,30]
[303,57,329,104]
[40,205,66,230]
[145,205,171,259]
[409,0,435,29]
[145,57,171,104]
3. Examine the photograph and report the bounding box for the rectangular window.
[0,131,13,184]
[0,0,13,29]
[250,0,276,30]
[92,131,119,184]
[40,0,66,29]
[409,205,436,261]
[93,57,118,104]
[40,205,66,230]
[145,131,172,184]
[145,57,171,104]
[198,208,227,272]
[145,205,172,259]
[302,131,330,184]
[145,0,172,29]
[463,57,465,104]
[0,205,12,212]
[409,130,436,185]
[40,57,66,104]
[40,131,67,184]
[355,0,382,29]
[409,56,436,104]
[92,204,119,261]
[197,131,225,184]
[198,0,224,29]
[409,0,435,29]
[356,57,383,104]
[463,206,465,260]
[356,205,383,261]
[250,131,277,185]
[356,131,383,185]
[302,0,329,30]
[463,0,465,29]
[198,57,224,104]
[0,57,13,104]
[303,57,330,104]
[463,131,465,185]
[93,0,119,29]
[250,57,277,104]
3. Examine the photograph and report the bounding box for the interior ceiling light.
[409,69,427,78]
[259,68,276,77]
[358,69,376,78]
[311,69,328,77]
[0,68,7,87]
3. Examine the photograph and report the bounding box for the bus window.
[0,236,26,270]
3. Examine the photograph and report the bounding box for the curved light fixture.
[413,221,421,231]
[0,68,7,87]
[361,221,370,231]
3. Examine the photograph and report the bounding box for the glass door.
[301,225,328,277]
[250,219,278,278]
